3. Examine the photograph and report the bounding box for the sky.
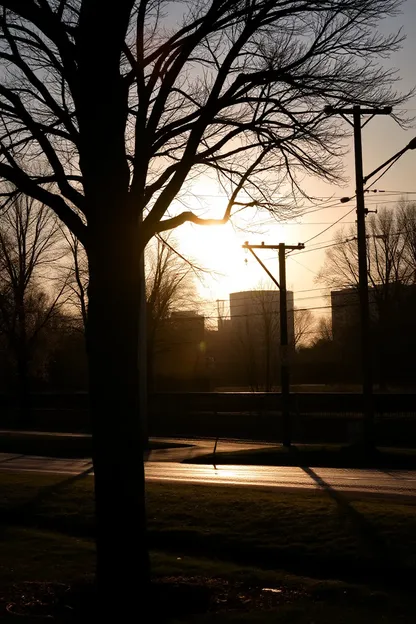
[171,0,416,322]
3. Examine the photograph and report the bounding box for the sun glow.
[170,176,316,300]
[176,220,273,301]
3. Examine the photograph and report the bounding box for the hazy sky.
[173,1,416,320]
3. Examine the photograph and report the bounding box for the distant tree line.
[293,202,416,388]
[0,191,204,404]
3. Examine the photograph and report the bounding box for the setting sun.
[176,220,273,300]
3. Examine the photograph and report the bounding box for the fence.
[0,391,415,447]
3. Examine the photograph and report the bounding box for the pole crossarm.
[243,243,304,250]
[242,242,305,289]
[324,105,392,117]
[245,246,281,289]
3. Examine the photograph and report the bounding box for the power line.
[365,157,402,192]
[168,298,377,322]
[302,207,356,245]
[247,193,412,228]
[287,255,321,277]
[288,240,348,257]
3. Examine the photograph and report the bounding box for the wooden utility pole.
[324,104,392,448]
[243,242,304,446]
[278,243,290,446]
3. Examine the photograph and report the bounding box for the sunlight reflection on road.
[0,452,415,497]
[144,462,416,496]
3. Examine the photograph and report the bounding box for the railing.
[0,392,415,446]
[0,390,415,414]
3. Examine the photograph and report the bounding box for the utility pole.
[278,243,290,446]
[325,104,392,449]
[242,241,304,446]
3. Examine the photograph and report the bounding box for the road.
[1,440,416,499]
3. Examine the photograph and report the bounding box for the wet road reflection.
[0,451,415,498]
[145,462,416,497]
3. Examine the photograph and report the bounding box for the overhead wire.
[365,156,403,192]
[287,255,321,276]
[169,299,374,322]
[301,206,356,245]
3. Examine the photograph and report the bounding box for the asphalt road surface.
[1,438,416,499]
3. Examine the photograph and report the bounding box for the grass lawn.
[0,472,415,620]
[185,443,416,469]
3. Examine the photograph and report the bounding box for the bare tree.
[0,0,409,611]
[313,315,333,344]
[317,205,416,386]
[57,229,201,362]
[397,200,416,281]
[233,288,281,391]
[0,190,67,417]
[317,205,415,305]
[145,235,199,388]
[294,308,315,348]
[59,226,89,330]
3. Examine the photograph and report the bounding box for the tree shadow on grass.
[0,464,94,537]
[299,464,410,588]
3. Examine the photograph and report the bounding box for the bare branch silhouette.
[0,186,68,416]
[0,0,410,611]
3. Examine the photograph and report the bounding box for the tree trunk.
[86,216,149,617]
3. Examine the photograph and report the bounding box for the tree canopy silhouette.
[0,0,409,616]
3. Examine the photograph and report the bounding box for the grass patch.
[1,472,416,588]
[146,482,416,586]
[186,443,416,469]
[0,526,95,584]
[1,476,415,621]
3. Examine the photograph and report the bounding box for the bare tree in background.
[317,204,416,386]
[234,288,280,391]
[397,201,416,281]
[59,226,89,330]
[313,316,333,345]
[146,235,199,389]
[318,205,416,288]
[0,0,409,611]
[294,308,315,348]
[317,205,416,311]
[0,190,67,417]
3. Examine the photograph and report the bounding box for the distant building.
[331,288,360,343]
[331,286,391,343]
[330,283,416,386]
[229,290,294,346]
[213,290,295,390]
